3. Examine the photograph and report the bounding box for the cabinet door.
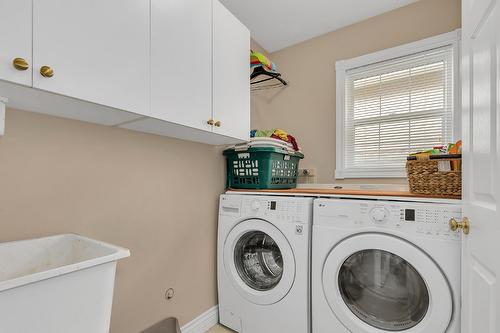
[0,0,32,86]
[213,1,250,140]
[151,0,213,131]
[32,0,149,114]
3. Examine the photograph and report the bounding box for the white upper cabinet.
[151,0,250,140]
[0,0,32,86]
[32,0,150,115]
[212,0,250,141]
[151,0,213,131]
[0,0,250,145]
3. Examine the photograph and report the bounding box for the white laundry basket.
[0,234,130,333]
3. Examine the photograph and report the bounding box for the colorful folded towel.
[250,51,277,72]
[271,129,288,141]
[287,134,299,152]
[251,129,272,138]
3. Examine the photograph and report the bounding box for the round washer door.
[224,219,296,305]
[323,233,453,333]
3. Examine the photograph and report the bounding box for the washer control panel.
[242,197,312,224]
[219,195,313,224]
[316,199,462,240]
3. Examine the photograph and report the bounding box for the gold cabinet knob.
[40,66,54,78]
[449,217,470,235]
[214,120,221,127]
[207,119,215,125]
[13,58,29,71]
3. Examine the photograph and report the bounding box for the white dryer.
[218,194,313,333]
[312,198,462,333]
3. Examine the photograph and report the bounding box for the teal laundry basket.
[224,146,304,189]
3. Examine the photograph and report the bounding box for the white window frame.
[335,29,461,179]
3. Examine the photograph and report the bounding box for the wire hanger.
[250,67,288,91]
[251,67,288,85]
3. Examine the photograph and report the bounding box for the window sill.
[335,168,407,179]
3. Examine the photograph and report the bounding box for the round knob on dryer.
[371,207,388,223]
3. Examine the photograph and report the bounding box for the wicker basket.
[406,154,462,197]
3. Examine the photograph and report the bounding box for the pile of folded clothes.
[249,129,300,152]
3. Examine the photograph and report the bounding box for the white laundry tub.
[0,234,130,333]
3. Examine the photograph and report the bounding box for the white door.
[32,0,150,114]
[213,0,250,141]
[0,0,32,86]
[223,219,295,305]
[150,0,213,130]
[461,0,500,331]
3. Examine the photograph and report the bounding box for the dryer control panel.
[315,199,462,241]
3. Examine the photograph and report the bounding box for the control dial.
[370,207,388,223]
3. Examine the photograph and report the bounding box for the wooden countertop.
[228,188,461,200]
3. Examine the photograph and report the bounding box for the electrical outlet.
[298,168,317,184]
[299,168,317,177]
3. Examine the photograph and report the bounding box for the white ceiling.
[219,0,418,53]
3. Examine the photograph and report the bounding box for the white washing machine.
[312,198,462,333]
[218,194,313,333]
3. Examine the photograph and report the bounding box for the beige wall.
[251,0,461,184]
[0,108,225,332]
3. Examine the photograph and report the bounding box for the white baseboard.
[181,305,219,333]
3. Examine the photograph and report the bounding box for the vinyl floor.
[206,324,235,333]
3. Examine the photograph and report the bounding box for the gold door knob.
[214,120,221,127]
[40,66,54,78]
[449,217,470,235]
[13,58,29,71]
[207,119,215,125]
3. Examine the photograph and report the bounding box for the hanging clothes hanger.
[251,66,288,86]
[250,50,288,91]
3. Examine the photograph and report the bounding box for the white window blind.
[341,45,455,177]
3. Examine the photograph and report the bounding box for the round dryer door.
[224,219,296,305]
[322,234,453,333]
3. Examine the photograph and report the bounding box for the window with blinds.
[339,45,456,177]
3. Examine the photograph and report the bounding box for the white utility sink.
[0,234,130,333]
